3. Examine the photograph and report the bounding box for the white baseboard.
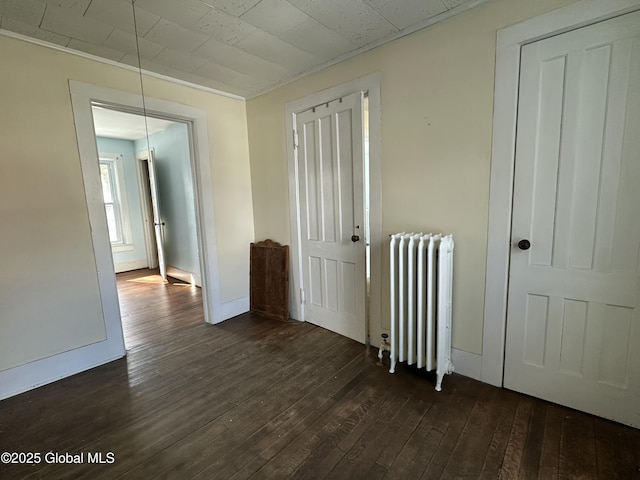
[0,339,125,400]
[114,258,147,273]
[166,266,202,287]
[220,296,250,321]
[451,348,483,382]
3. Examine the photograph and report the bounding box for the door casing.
[286,74,382,345]
[70,81,226,330]
[483,0,640,387]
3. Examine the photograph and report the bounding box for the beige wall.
[0,34,253,372]
[246,0,578,354]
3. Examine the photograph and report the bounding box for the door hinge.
[300,287,305,305]
[293,129,299,149]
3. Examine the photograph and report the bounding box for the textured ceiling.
[0,0,482,98]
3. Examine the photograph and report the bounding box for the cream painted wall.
[0,34,253,373]
[246,0,578,354]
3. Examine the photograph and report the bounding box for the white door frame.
[70,80,225,329]
[286,73,382,344]
[482,0,640,386]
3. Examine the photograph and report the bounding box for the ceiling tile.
[153,48,207,73]
[280,21,354,59]
[119,52,169,74]
[0,0,482,98]
[40,0,91,16]
[161,67,243,95]
[144,18,208,52]
[193,38,292,81]
[235,29,320,72]
[0,16,69,46]
[193,7,256,45]
[104,29,164,59]
[67,38,126,61]
[364,0,447,30]
[195,61,264,92]
[239,0,311,30]
[40,5,113,43]
[239,0,354,59]
[201,0,261,18]
[286,0,398,47]
[84,0,160,37]
[133,0,210,29]
[0,0,45,27]
[441,0,471,8]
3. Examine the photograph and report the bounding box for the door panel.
[505,11,640,427]
[296,92,365,343]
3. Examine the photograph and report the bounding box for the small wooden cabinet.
[250,240,289,321]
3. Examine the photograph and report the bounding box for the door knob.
[518,239,531,250]
[351,235,360,243]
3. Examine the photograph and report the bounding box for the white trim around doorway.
[482,0,640,387]
[285,73,383,345]
[69,80,225,329]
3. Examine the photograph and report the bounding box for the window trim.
[99,152,133,251]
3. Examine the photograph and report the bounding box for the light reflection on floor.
[127,274,192,287]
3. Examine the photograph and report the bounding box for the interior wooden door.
[295,91,366,343]
[147,149,167,280]
[505,11,640,427]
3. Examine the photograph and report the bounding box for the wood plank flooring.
[1,268,638,479]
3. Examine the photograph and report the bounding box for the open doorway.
[91,105,205,349]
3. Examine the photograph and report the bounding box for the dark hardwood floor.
[1,268,638,479]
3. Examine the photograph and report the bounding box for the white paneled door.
[505,11,640,426]
[295,92,366,343]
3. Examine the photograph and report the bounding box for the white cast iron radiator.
[387,233,454,391]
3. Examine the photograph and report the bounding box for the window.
[99,153,132,249]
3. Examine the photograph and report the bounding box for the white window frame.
[99,152,133,252]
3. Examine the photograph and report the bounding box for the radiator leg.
[435,361,455,392]
[389,357,397,374]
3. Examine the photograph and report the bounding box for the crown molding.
[0,28,245,101]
